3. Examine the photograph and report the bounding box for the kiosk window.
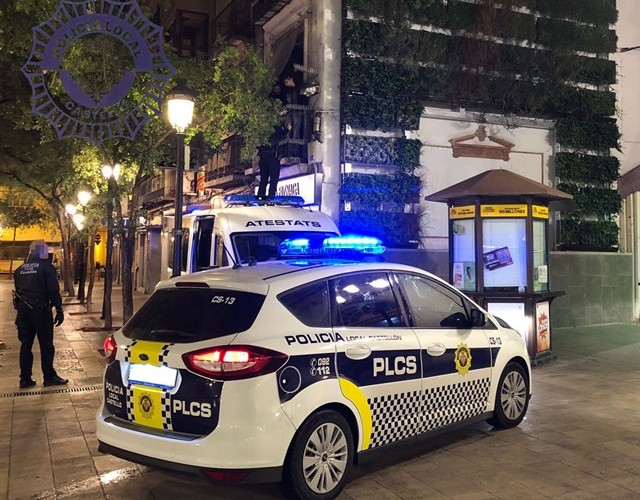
[452,219,476,291]
[533,220,548,291]
[482,219,526,290]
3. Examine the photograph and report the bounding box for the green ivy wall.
[341,0,620,250]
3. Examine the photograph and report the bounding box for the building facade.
[133,0,635,322]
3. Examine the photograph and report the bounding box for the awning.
[425,169,573,203]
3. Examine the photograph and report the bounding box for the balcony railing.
[140,170,175,208]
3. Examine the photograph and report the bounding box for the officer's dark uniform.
[14,252,67,388]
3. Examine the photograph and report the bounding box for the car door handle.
[426,343,446,356]
[346,345,372,360]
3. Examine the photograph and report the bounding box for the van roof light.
[223,194,305,207]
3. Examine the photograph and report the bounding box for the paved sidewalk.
[0,278,639,500]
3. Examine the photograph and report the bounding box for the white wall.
[415,109,554,250]
[614,0,640,176]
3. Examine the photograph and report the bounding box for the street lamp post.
[166,88,194,278]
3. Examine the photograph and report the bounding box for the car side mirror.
[470,309,486,327]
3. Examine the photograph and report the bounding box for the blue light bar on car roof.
[279,235,386,257]
[323,236,386,255]
[224,194,306,207]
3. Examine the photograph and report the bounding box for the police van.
[161,195,340,280]
[97,236,532,499]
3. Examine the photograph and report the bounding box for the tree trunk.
[7,227,17,279]
[86,236,96,306]
[121,180,142,323]
[121,225,135,323]
[103,191,114,330]
[56,208,75,295]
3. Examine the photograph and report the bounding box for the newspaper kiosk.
[426,170,573,365]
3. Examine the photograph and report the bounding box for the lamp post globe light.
[166,88,194,278]
[65,203,77,216]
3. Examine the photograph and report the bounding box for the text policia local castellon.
[50,18,146,60]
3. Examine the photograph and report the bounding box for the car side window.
[331,272,403,328]
[396,273,470,328]
[278,280,331,327]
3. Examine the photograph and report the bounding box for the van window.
[214,233,229,267]
[181,228,190,272]
[194,217,215,271]
[123,288,266,342]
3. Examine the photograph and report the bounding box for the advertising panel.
[536,301,551,353]
[481,205,528,217]
[450,205,476,219]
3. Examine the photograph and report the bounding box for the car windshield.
[122,288,266,342]
[231,231,337,264]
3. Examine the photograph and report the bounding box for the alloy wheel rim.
[302,422,349,494]
[500,370,527,420]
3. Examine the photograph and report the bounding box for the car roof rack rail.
[223,194,305,207]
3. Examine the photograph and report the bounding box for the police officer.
[14,240,68,388]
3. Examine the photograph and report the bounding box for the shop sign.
[256,174,319,205]
[532,205,549,219]
[449,205,476,219]
[22,0,174,144]
[481,204,528,217]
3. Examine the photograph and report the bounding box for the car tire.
[283,410,354,500]
[488,361,530,429]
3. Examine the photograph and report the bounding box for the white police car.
[96,236,531,500]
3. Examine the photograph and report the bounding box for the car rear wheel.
[283,410,354,500]
[488,361,529,429]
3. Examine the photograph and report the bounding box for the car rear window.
[122,288,266,342]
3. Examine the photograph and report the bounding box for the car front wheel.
[488,361,530,429]
[283,410,354,500]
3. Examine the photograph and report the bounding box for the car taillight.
[182,345,287,380]
[104,335,117,364]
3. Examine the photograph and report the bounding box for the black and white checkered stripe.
[159,344,173,366]
[369,390,423,448]
[123,341,138,363]
[423,378,490,432]
[126,387,136,422]
[368,377,491,448]
[161,392,173,430]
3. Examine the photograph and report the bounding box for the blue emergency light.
[279,238,311,255]
[224,194,305,207]
[279,235,386,257]
[323,235,386,255]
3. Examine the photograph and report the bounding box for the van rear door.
[192,216,215,271]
